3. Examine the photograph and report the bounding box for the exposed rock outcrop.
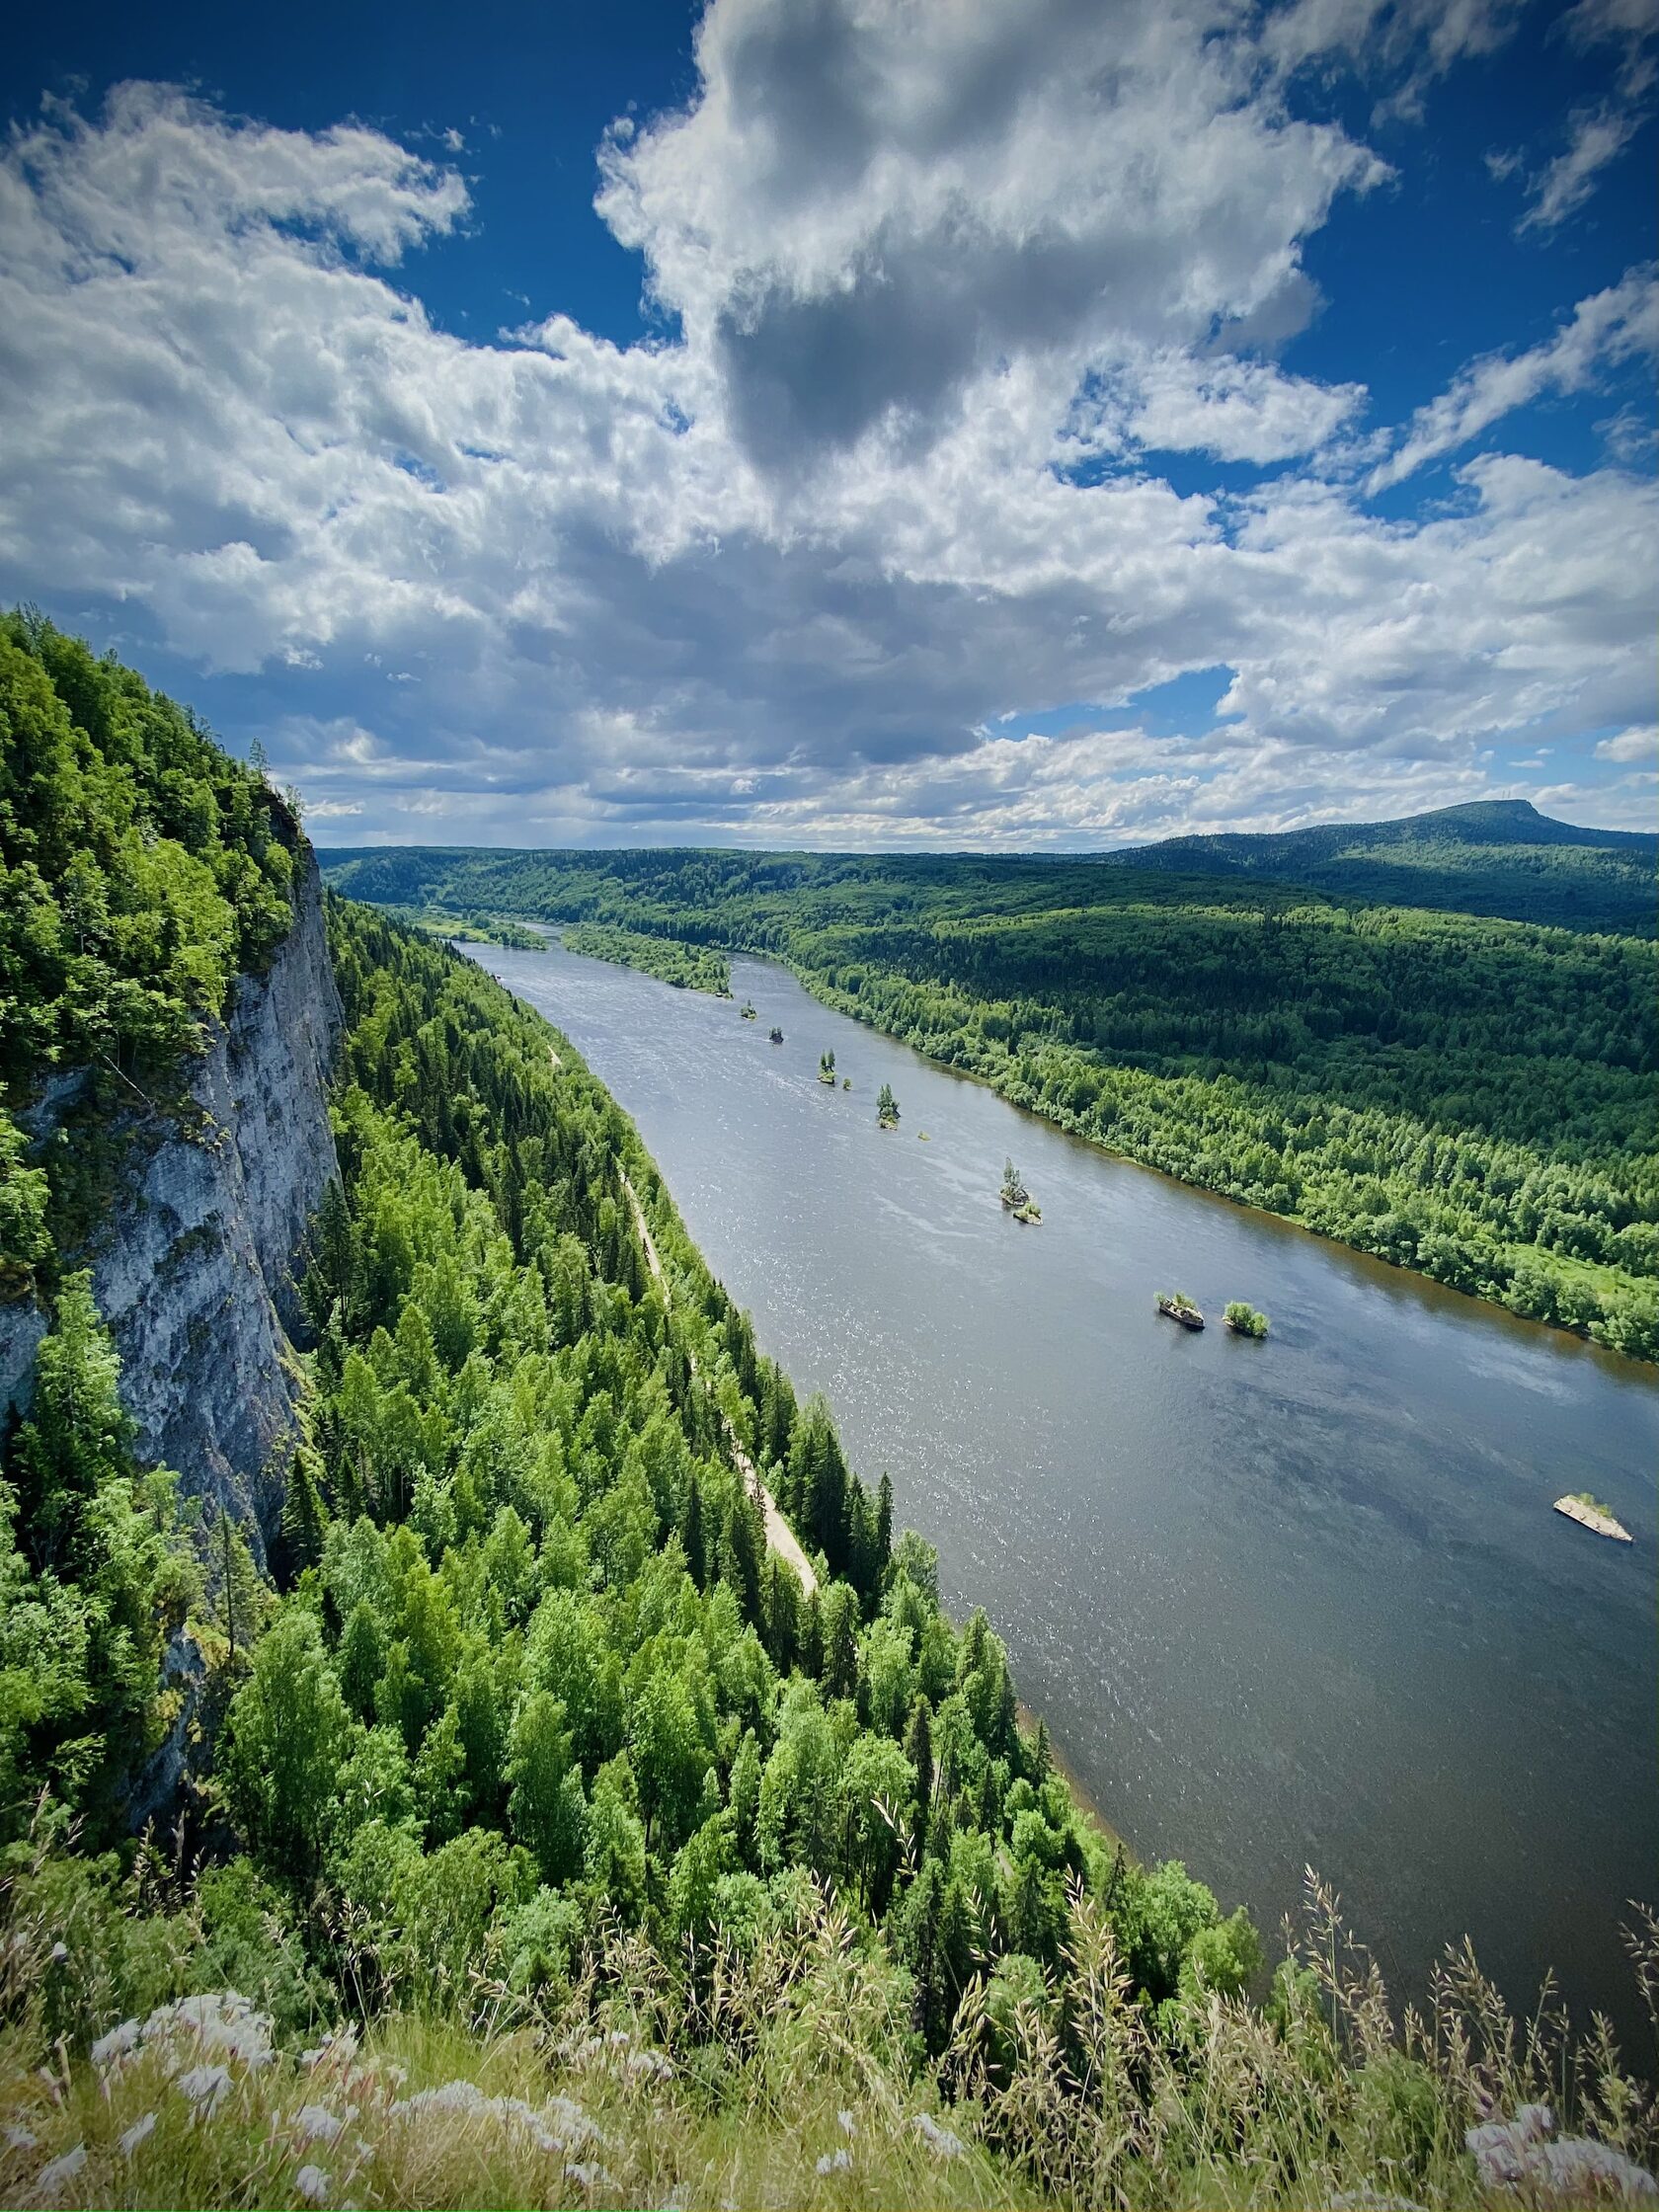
[4,848,342,1557]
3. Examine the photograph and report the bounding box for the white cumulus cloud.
[0,12,1653,847]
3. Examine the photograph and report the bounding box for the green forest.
[2,631,1655,2206]
[1106,798,1656,937]
[560,922,732,995]
[322,843,1659,1363]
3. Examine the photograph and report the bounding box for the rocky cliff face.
[1,846,342,1557]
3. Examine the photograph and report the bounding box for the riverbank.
[618,1163,819,1597]
[467,932,1656,2043]
[1017,1700,1134,1862]
[754,947,1657,1368]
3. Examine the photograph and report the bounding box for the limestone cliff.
[1,846,342,1555]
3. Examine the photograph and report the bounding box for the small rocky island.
[740,999,757,1020]
[877,1083,901,1127]
[1553,1491,1632,1541]
[768,1025,784,1044]
[1000,1156,1042,1223]
[818,1049,837,1085]
[1157,1291,1205,1330]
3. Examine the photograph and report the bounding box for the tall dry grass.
[0,1843,1652,2209]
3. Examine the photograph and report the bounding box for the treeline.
[561,920,732,995]
[319,845,1659,1362]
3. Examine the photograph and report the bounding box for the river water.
[477,937,1658,2039]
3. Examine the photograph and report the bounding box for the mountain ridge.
[323,795,1657,937]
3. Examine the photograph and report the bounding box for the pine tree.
[278,1445,329,1579]
[678,1469,706,1589]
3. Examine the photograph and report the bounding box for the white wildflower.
[47,1942,67,1963]
[911,2111,966,2159]
[295,2162,331,2204]
[606,2027,631,2046]
[546,2094,601,2147]
[626,2048,672,2082]
[1465,2104,1656,2205]
[837,2109,857,2137]
[141,1991,275,2071]
[293,2105,346,2145]
[176,2062,233,2117]
[91,2017,141,2068]
[4,2125,37,2151]
[816,2147,853,2175]
[118,2112,157,2157]
[565,2161,617,2191]
[390,2079,487,2118]
[301,2027,359,2071]
[35,2146,86,2199]
[1540,2140,1659,2201]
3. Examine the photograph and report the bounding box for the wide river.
[478,937,1657,2039]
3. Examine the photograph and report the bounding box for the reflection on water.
[478,938,1659,2040]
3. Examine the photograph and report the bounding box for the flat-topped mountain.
[1103,798,1656,933]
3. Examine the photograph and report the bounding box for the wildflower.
[91,2018,141,2069]
[301,2028,359,2072]
[118,2113,157,2157]
[176,2062,233,2117]
[295,2162,331,2204]
[391,2079,488,2118]
[47,1942,67,1963]
[4,2125,37,2151]
[626,2049,672,2082]
[293,2105,346,2144]
[910,2111,966,2159]
[35,2146,86,2199]
[816,2147,853,2175]
[565,2160,617,2191]
[1465,2104,1657,2205]
[837,2109,857,2137]
[1539,2140,1658,2201]
[143,1991,275,2070]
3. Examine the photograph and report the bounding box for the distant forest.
[323,832,1659,1363]
[1106,798,1655,938]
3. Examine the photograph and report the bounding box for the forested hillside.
[6,910,1654,2209]
[1,638,1654,2204]
[1,611,300,1303]
[1105,799,1657,936]
[321,844,1659,1362]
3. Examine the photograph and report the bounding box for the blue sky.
[2,0,1654,847]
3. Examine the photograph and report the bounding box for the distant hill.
[1105,800,1656,934]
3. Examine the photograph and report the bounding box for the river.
[476,936,1658,2041]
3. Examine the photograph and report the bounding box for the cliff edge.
[2,846,342,1554]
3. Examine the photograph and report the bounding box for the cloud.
[1521,101,1647,232]
[1594,723,1656,760]
[1114,352,1366,464]
[1263,0,1525,123]
[0,36,1653,850]
[1367,266,1659,490]
[595,0,1383,470]
[1517,0,1658,232]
